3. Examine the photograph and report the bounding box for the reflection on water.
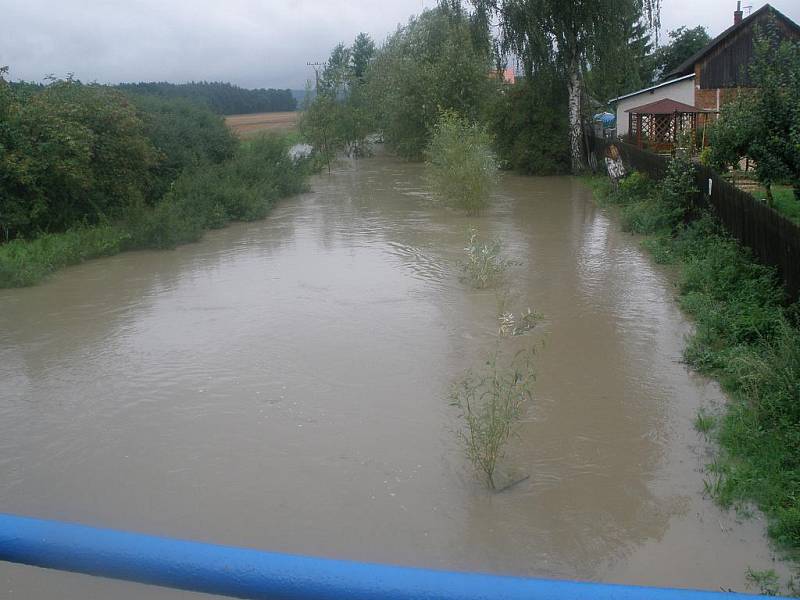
[0,155,788,598]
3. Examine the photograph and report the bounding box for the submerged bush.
[450,348,536,490]
[498,308,540,337]
[0,133,310,287]
[130,133,308,250]
[426,111,498,215]
[461,228,512,289]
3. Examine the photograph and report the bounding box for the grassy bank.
[0,134,309,288]
[582,171,800,569]
[758,185,800,227]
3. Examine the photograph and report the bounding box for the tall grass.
[0,133,310,287]
[585,167,800,561]
[0,226,130,287]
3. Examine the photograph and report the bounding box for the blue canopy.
[593,112,616,126]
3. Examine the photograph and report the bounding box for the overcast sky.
[2,0,799,90]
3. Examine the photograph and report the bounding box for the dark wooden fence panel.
[588,137,800,300]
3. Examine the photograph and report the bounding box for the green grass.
[0,226,131,287]
[0,133,310,288]
[694,408,715,435]
[771,186,800,226]
[745,567,781,596]
[746,183,800,226]
[582,172,800,564]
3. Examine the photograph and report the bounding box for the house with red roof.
[609,2,800,150]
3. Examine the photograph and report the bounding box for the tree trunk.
[567,62,585,174]
[765,182,773,208]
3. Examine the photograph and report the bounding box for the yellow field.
[225,111,299,137]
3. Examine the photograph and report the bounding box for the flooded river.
[0,155,789,597]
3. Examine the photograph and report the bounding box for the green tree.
[586,18,655,103]
[472,0,661,172]
[425,110,498,214]
[660,140,698,222]
[127,94,237,201]
[709,22,800,204]
[300,33,378,166]
[299,92,342,173]
[0,76,159,237]
[487,67,570,174]
[319,43,353,97]
[351,33,376,81]
[651,26,711,79]
[365,6,495,159]
[346,33,378,155]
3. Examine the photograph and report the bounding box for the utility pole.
[306,62,323,94]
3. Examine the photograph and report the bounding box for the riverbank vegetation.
[585,160,800,567]
[0,72,309,287]
[426,111,498,214]
[300,7,496,165]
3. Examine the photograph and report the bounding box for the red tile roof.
[625,98,703,114]
[489,68,516,84]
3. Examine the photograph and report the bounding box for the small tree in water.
[450,348,536,490]
[425,111,498,215]
[461,228,514,289]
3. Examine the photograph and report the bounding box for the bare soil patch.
[225,111,299,136]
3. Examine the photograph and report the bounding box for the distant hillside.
[117,81,297,115]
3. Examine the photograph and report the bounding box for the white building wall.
[614,76,695,136]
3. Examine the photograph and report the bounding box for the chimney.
[734,1,743,25]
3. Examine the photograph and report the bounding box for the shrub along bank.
[0,134,309,288]
[0,74,309,288]
[585,161,800,563]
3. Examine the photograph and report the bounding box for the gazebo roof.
[625,98,703,115]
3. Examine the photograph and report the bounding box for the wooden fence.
[588,137,800,300]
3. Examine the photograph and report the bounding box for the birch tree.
[471,0,661,172]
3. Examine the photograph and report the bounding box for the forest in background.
[9,79,296,115]
[116,81,296,115]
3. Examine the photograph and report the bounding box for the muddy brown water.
[0,155,792,598]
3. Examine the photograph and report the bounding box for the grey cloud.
[2,0,798,89]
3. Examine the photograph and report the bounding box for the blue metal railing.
[0,513,787,599]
